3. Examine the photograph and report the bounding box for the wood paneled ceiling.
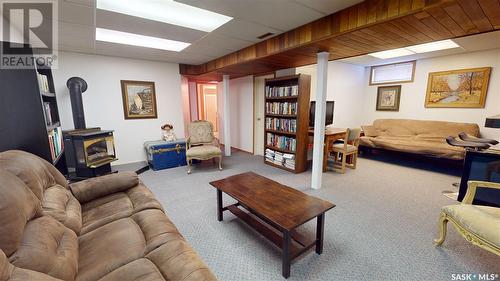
[179,0,500,81]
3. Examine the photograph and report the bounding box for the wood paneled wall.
[180,0,500,80]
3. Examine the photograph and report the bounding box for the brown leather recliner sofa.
[0,150,217,281]
[360,119,480,160]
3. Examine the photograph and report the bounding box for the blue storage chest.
[144,139,187,171]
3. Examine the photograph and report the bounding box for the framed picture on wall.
[121,80,158,119]
[376,85,401,111]
[424,67,491,108]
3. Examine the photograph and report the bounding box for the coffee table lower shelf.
[218,197,325,278]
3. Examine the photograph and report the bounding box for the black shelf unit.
[0,41,67,174]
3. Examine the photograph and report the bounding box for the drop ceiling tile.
[192,33,253,51]
[294,0,363,15]
[96,10,207,43]
[212,19,282,42]
[181,44,234,59]
[63,0,94,8]
[59,22,95,49]
[58,0,95,26]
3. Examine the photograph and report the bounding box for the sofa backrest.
[371,119,479,138]
[0,151,80,281]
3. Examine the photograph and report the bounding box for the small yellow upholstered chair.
[434,181,500,256]
[329,128,361,173]
[186,120,222,174]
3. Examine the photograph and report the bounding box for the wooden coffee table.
[209,172,335,278]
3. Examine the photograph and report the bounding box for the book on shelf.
[265,117,297,133]
[264,148,295,169]
[37,73,50,93]
[43,102,52,125]
[48,127,63,161]
[265,102,297,115]
[266,133,296,152]
[265,85,298,98]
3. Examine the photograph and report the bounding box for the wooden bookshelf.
[264,74,310,173]
[0,41,66,173]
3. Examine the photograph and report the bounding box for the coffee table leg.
[316,213,325,254]
[282,230,291,278]
[217,189,223,221]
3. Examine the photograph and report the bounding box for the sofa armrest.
[69,171,139,204]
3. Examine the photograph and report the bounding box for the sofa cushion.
[443,205,500,247]
[9,216,78,281]
[0,170,42,256]
[361,125,379,137]
[360,136,466,159]
[42,185,82,235]
[372,119,479,138]
[186,145,221,158]
[80,183,164,235]
[77,209,215,281]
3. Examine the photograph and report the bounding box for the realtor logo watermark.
[452,273,499,280]
[0,0,58,69]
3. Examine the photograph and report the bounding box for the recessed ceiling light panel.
[96,28,191,51]
[406,39,460,53]
[97,0,232,32]
[369,48,415,59]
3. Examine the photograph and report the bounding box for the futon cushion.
[80,183,164,235]
[70,172,139,204]
[361,125,379,137]
[42,185,82,235]
[0,170,42,256]
[9,216,78,281]
[186,145,221,158]
[77,209,215,281]
[442,205,500,247]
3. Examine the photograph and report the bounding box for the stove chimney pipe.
[67,77,88,130]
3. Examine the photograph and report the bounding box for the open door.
[253,74,275,156]
[197,83,218,138]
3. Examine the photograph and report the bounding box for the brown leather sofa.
[361,119,480,160]
[0,150,217,281]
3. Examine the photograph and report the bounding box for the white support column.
[222,74,231,156]
[311,52,329,189]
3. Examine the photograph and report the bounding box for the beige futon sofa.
[0,150,216,281]
[361,119,480,160]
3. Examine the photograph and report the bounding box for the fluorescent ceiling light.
[369,39,460,59]
[369,48,415,59]
[96,28,190,51]
[97,0,232,32]
[406,39,460,53]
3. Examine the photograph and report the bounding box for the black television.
[309,101,334,127]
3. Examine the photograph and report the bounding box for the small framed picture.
[376,85,401,111]
[121,80,158,119]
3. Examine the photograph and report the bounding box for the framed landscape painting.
[425,67,491,108]
[376,85,401,111]
[121,80,158,119]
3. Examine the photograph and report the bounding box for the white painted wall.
[362,48,500,139]
[52,51,184,165]
[188,81,198,121]
[180,76,190,136]
[217,75,254,153]
[297,61,366,128]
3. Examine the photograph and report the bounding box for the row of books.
[266,133,296,152]
[265,102,297,115]
[48,127,63,161]
[265,148,295,169]
[265,117,297,133]
[37,73,51,93]
[265,85,299,98]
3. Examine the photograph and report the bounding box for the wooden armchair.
[329,128,361,173]
[186,120,222,174]
[434,181,500,256]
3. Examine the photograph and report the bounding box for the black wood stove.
[63,77,117,178]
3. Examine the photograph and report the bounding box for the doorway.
[197,83,218,138]
[253,73,275,156]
